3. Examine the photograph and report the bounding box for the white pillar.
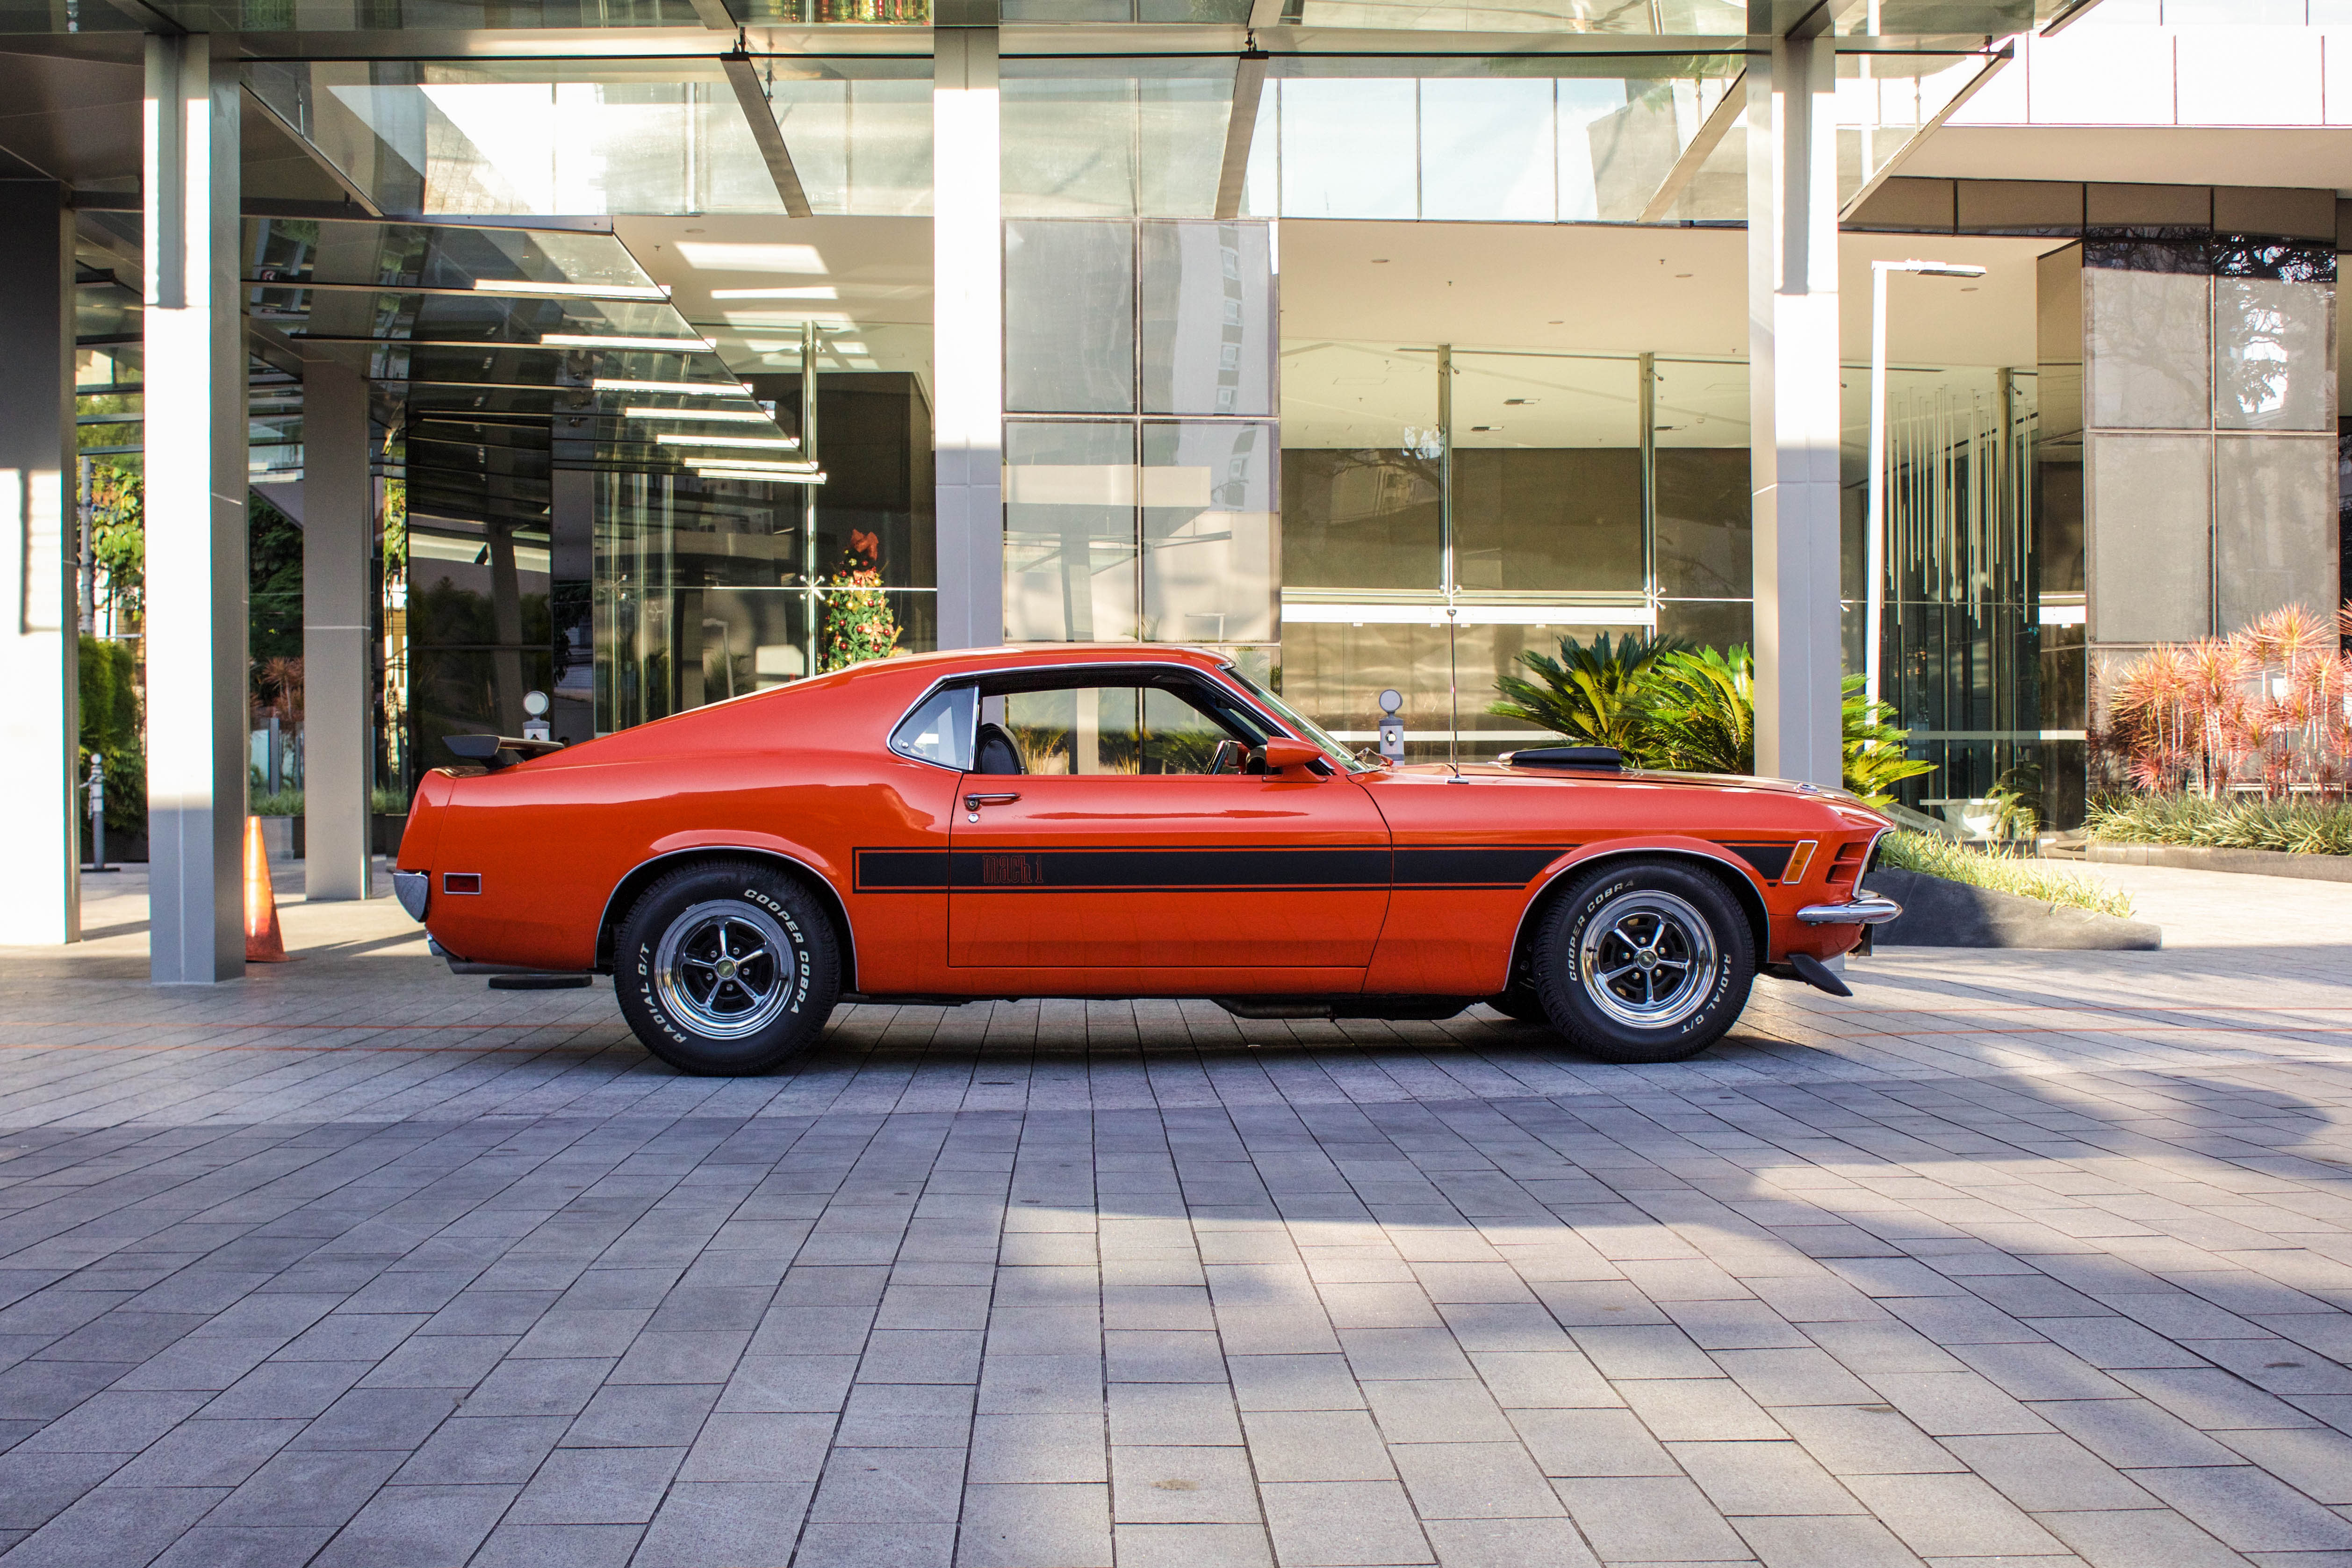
[145,34,247,983]
[933,25,1003,650]
[1746,34,1843,787]
[302,350,372,900]
[0,182,79,945]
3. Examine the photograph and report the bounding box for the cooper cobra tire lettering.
[612,858,842,1076]
[1530,857,1757,1066]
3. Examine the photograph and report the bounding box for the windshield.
[1220,666,1377,774]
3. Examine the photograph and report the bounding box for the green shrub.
[1878,831,2136,918]
[79,635,145,835]
[1490,633,1935,806]
[2086,793,2352,856]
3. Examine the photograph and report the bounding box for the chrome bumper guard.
[1797,892,1902,926]
[392,870,429,922]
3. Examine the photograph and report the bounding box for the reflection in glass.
[1005,221,1136,415]
[1453,451,1642,594]
[1140,223,1275,417]
[2086,266,2210,431]
[1001,62,1231,218]
[987,681,1244,775]
[1142,422,1277,643]
[1004,422,1141,642]
[2215,277,2334,433]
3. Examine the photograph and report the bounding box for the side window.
[889,685,976,770]
[978,677,1254,775]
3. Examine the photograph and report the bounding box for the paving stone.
[8,876,2352,1568]
[506,1445,686,1525]
[1259,1479,1434,1567]
[308,1482,517,1567]
[1550,1476,1748,1562]
[632,1480,816,1568]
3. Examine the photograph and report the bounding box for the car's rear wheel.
[616,859,840,1074]
[1532,859,1754,1064]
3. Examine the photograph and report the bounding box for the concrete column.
[0,182,79,945]
[1745,34,1843,787]
[301,350,372,900]
[144,34,247,983]
[933,24,1004,650]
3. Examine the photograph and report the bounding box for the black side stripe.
[1393,847,1573,888]
[854,845,1575,893]
[1719,842,1794,879]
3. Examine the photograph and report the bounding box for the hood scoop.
[444,734,565,771]
[1501,746,1623,772]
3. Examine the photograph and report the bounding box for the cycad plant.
[1489,631,1691,755]
[1643,645,1753,775]
[1841,675,1937,806]
[1491,635,1936,806]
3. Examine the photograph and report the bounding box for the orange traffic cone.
[244,814,291,963]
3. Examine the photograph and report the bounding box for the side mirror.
[1261,738,1327,775]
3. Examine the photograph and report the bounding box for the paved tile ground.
[3,859,2352,1567]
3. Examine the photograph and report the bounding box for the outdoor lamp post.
[1865,258,1987,713]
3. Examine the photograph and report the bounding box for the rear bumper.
[392,870,429,922]
[1796,892,1902,926]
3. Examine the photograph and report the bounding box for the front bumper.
[392,870,429,922]
[1797,892,1902,926]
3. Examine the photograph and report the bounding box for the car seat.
[974,722,1025,775]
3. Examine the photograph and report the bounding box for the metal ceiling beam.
[2040,0,2106,36]
[241,84,386,218]
[687,0,738,28]
[1837,43,2013,223]
[1213,50,1268,222]
[1637,71,1742,225]
[721,50,814,219]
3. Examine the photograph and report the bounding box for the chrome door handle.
[964,792,1021,810]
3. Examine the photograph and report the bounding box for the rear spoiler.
[444,734,565,770]
[1500,746,1623,771]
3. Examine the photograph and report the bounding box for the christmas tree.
[820,528,903,673]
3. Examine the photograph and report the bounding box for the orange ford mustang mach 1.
[392,644,1900,1075]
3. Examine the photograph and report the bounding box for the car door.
[948,671,1391,971]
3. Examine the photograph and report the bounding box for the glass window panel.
[2215,277,2335,433]
[2086,433,2210,643]
[1657,598,1752,655]
[1453,451,1643,595]
[1143,421,1277,644]
[2215,434,2337,632]
[1556,78,1627,223]
[770,74,935,216]
[1005,220,1136,414]
[1652,358,1751,601]
[983,681,1240,774]
[1140,222,1275,417]
[1278,79,1418,220]
[1003,421,1140,641]
[1276,619,1559,762]
[2086,266,2210,431]
[1137,68,1235,216]
[1419,78,1555,223]
[1280,342,1441,592]
[890,683,977,770]
[1003,70,1138,218]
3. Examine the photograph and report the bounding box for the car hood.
[1386,761,1893,821]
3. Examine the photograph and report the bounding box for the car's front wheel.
[1532,859,1755,1064]
[615,859,840,1074]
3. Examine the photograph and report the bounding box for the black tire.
[1532,858,1755,1064]
[614,859,840,1075]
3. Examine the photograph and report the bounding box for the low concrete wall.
[2082,842,2352,884]
[1870,867,2161,950]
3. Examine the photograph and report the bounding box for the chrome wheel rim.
[653,901,796,1040]
[1577,890,1719,1030]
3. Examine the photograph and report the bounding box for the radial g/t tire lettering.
[1532,858,1755,1064]
[614,859,840,1075]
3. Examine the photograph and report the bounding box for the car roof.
[855,644,1236,680]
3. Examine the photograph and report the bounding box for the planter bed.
[2079,842,2352,884]
[1869,867,2161,950]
